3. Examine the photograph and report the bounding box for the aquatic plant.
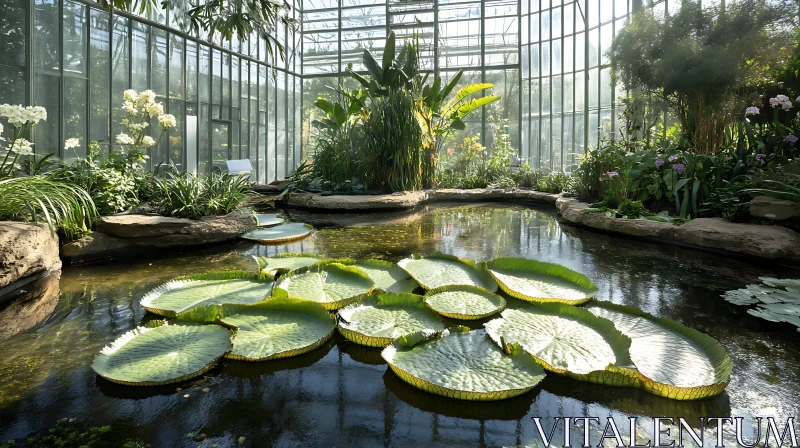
[253,253,325,276]
[423,285,506,320]
[273,263,375,310]
[321,258,419,294]
[337,293,444,347]
[486,257,598,305]
[722,278,800,331]
[397,253,498,291]
[241,223,313,244]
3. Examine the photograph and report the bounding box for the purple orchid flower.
[672,163,685,174]
[655,158,664,168]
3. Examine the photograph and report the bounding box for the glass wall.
[521,0,630,171]
[301,0,520,155]
[0,0,303,183]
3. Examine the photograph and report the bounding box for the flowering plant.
[112,89,176,171]
[0,104,47,178]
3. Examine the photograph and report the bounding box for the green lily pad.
[253,253,325,276]
[397,253,497,291]
[424,285,506,320]
[274,263,374,310]
[140,271,274,318]
[92,324,232,386]
[337,293,444,347]
[323,259,419,293]
[254,213,284,227]
[587,301,732,400]
[241,223,312,244]
[381,329,546,401]
[486,257,598,305]
[484,303,637,386]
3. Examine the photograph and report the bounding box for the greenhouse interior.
[1,0,800,446]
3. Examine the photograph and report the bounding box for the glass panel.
[277,71,287,180]
[211,121,230,172]
[63,1,86,75]
[89,9,110,150]
[63,77,87,160]
[0,66,25,106]
[131,22,148,91]
[169,35,185,99]
[34,73,59,156]
[111,16,129,149]
[35,0,60,71]
[0,0,27,68]
[151,28,167,97]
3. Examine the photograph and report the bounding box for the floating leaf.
[337,293,444,347]
[179,298,337,361]
[323,258,419,293]
[486,257,597,305]
[92,324,232,386]
[253,253,325,276]
[274,263,374,310]
[587,301,732,400]
[140,271,274,318]
[381,330,546,401]
[424,285,506,320]
[253,213,284,227]
[241,223,313,244]
[484,304,637,386]
[397,253,497,291]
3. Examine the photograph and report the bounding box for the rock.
[0,222,61,294]
[60,232,137,264]
[671,218,800,259]
[749,196,800,220]
[0,271,60,341]
[556,197,800,259]
[93,212,255,246]
[95,214,192,238]
[283,188,561,211]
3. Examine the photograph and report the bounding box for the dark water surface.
[1,203,798,447]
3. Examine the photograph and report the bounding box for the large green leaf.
[381,329,546,401]
[92,323,232,386]
[586,301,732,400]
[397,253,497,291]
[274,263,374,310]
[337,293,444,347]
[241,223,313,244]
[454,95,501,118]
[140,271,274,318]
[180,298,336,361]
[484,303,638,386]
[322,258,419,293]
[424,285,506,320]
[253,253,325,276]
[253,213,284,227]
[486,257,598,305]
[454,83,494,102]
[721,278,800,331]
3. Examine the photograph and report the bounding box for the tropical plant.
[273,263,374,310]
[112,89,176,172]
[398,253,498,291]
[486,257,598,306]
[424,285,506,320]
[322,258,419,293]
[241,222,313,243]
[150,163,250,219]
[348,32,420,96]
[253,252,325,276]
[722,277,800,331]
[610,0,795,154]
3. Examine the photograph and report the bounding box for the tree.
[610,0,796,153]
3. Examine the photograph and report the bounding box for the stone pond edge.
[282,189,800,261]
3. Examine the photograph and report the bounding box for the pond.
[0,203,798,447]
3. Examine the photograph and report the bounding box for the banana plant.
[348,32,420,96]
[416,69,501,155]
[311,88,367,132]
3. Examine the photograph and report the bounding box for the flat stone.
[61,232,136,263]
[95,214,193,238]
[0,272,60,341]
[750,196,800,220]
[283,188,561,210]
[0,222,61,293]
[555,197,800,259]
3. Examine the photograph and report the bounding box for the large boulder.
[0,222,61,295]
[60,232,138,264]
[749,196,800,220]
[94,212,256,247]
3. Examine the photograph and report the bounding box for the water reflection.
[0,203,798,446]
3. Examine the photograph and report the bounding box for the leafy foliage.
[150,164,250,219]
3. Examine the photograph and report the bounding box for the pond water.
[1,203,798,447]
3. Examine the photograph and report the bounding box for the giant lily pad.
[178,298,336,361]
[324,259,419,293]
[586,301,732,400]
[274,263,374,310]
[381,329,546,401]
[254,213,284,227]
[484,303,637,386]
[337,293,444,347]
[486,257,597,305]
[92,323,232,386]
[397,253,497,291]
[424,285,506,320]
[241,223,312,244]
[140,271,274,318]
[253,253,325,276]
